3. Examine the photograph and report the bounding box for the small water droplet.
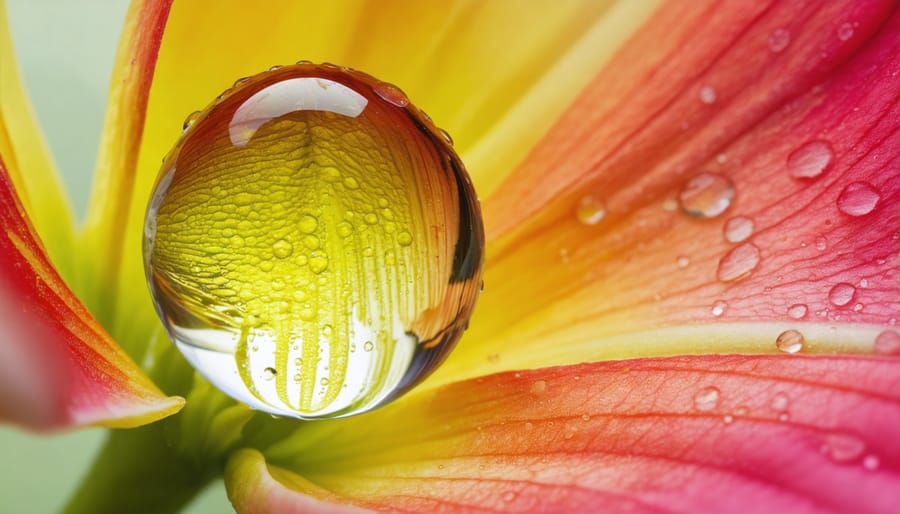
[320,377,330,386]
[723,216,754,243]
[837,22,855,41]
[717,242,761,282]
[863,454,880,471]
[770,392,790,412]
[372,82,409,107]
[776,329,805,354]
[531,380,547,394]
[502,491,517,503]
[677,255,691,268]
[272,239,293,259]
[662,198,678,211]
[815,235,828,251]
[363,340,374,352]
[575,195,606,225]
[822,432,866,463]
[699,85,717,104]
[711,300,728,317]
[439,128,454,145]
[778,412,790,422]
[262,367,276,381]
[787,303,808,320]
[679,173,735,218]
[787,140,834,179]
[693,386,721,411]
[768,28,791,53]
[874,330,900,355]
[828,282,856,307]
[734,405,749,417]
[723,415,734,424]
[581,414,591,422]
[837,181,880,216]
[183,110,201,130]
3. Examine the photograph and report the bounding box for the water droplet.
[677,255,691,268]
[575,195,606,225]
[828,282,856,307]
[822,432,866,463]
[723,415,734,424]
[837,181,880,216]
[815,235,828,251]
[502,491,517,503]
[679,173,735,218]
[734,405,749,417]
[581,414,591,422]
[662,198,678,211]
[837,22,854,41]
[768,28,791,53]
[143,64,484,419]
[699,85,717,104]
[723,216,754,243]
[183,110,201,130]
[711,300,728,317]
[787,304,808,320]
[372,82,409,107]
[770,392,789,412]
[776,329,804,354]
[693,386,721,412]
[717,242,761,282]
[787,140,834,179]
[531,380,547,394]
[874,330,900,356]
[272,239,293,259]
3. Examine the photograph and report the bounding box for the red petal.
[0,159,182,430]
[437,0,900,383]
[231,354,900,513]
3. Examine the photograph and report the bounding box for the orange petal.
[0,158,182,430]
[432,0,900,383]
[230,354,900,513]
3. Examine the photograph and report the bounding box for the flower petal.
[85,0,661,347]
[432,0,900,384]
[0,159,183,430]
[0,2,75,278]
[231,354,900,513]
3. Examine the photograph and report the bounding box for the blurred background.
[3,0,229,511]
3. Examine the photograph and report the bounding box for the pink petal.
[229,354,900,513]
[0,159,182,430]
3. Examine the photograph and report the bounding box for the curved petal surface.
[433,0,900,384]
[0,158,183,430]
[0,1,75,277]
[231,354,900,513]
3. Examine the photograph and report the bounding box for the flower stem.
[63,422,219,514]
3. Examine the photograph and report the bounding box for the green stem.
[63,423,218,514]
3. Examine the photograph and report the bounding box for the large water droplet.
[693,386,721,411]
[787,140,834,179]
[723,216,754,243]
[575,195,606,225]
[776,329,805,354]
[768,28,791,53]
[717,242,761,282]
[828,282,856,307]
[679,173,735,218]
[874,330,900,356]
[837,181,880,216]
[144,63,485,419]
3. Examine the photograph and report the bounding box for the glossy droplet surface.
[768,28,791,53]
[717,242,760,282]
[828,282,856,307]
[874,330,900,356]
[144,64,484,419]
[776,329,804,354]
[787,303,808,320]
[693,386,721,412]
[710,300,727,317]
[679,172,735,218]
[723,216,754,243]
[837,181,880,216]
[575,195,606,225]
[787,140,833,179]
[699,85,717,104]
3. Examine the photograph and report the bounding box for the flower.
[2,0,899,512]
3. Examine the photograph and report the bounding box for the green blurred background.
[2,0,230,511]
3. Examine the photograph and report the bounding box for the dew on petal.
[693,386,721,412]
[699,85,717,104]
[874,330,900,356]
[711,300,728,317]
[822,432,866,463]
[787,303,808,320]
[787,140,834,179]
[837,22,855,41]
[828,282,856,307]
[770,392,790,412]
[183,110,201,130]
[776,329,804,354]
[768,28,791,53]
[837,181,880,216]
[143,63,484,420]
[723,216,754,243]
[717,242,761,282]
[815,235,828,251]
[531,380,547,394]
[575,195,606,225]
[679,172,735,218]
[676,255,691,268]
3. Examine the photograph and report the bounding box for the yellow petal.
[0,0,75,279]
[82,0,660,347]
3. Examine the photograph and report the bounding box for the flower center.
[143,63,484,419]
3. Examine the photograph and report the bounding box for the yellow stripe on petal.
[0,1,75,280]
